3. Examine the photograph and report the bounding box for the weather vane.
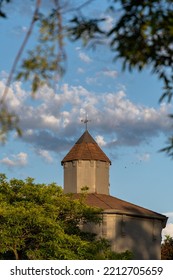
[81,115,91,130]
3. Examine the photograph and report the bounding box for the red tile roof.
[61,130,111,164]
[71,193,167,224]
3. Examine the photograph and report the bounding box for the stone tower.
[61,129,111,194]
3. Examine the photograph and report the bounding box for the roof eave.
[102,209,168,226]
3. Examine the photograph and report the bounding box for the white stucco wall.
[82,213,163,260]
[63,160,110,194]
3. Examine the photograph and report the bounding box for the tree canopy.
[1,0,173,154]
[161,235,173,260]
[0,174,132,260]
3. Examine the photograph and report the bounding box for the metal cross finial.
[81,115,91,130]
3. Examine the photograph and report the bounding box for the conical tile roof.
[61,130,111,165]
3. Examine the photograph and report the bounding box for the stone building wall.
[63,160,109,194]
[82,212,163,259]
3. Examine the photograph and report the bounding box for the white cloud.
[0,152,28,168]
[37,149,53,163]
[102,69,117,78]
[137,153,150,162]
[77,67,85,73]
[12,25,28,36]
[41,114,60,129]
[0,71,9,79]
[0,80,26,110]
[162,212,173,239]
[162,223,173,238]
[78,52,92,63]
[95,135,106,147]
[17,152,28,165]
[85,69,117,85]
[0,157,16,167]
[164,212,173,223]
[0,81,172,153]
[25,129,34,136]
[86,76,99,85]
[104,15,114,31]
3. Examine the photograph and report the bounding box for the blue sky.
[0,0,173,238]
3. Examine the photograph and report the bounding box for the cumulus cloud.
[104,15,114,31]
[162,212,173,239]
[0,81,172,154]
[162,223,173,238]
[0,152,28,168]
[37,149,54,163]
[102,69,118,78]
[78,52,92,63]
[95,135,106,147]
[101,91,172,147]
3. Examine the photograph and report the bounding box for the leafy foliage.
[0,0,11,18]
[16,9,66,94]
[69,0,173,102]
[0,174,132,260]
[1,0,173,155]
[0,104,22,142]
[1,0,173,101]
[160,137,173,157]
[68,0,173,156]
[161,235,173,259]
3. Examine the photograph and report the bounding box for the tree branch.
[0,0,41,104]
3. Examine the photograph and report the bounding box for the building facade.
[61,129,167,259]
